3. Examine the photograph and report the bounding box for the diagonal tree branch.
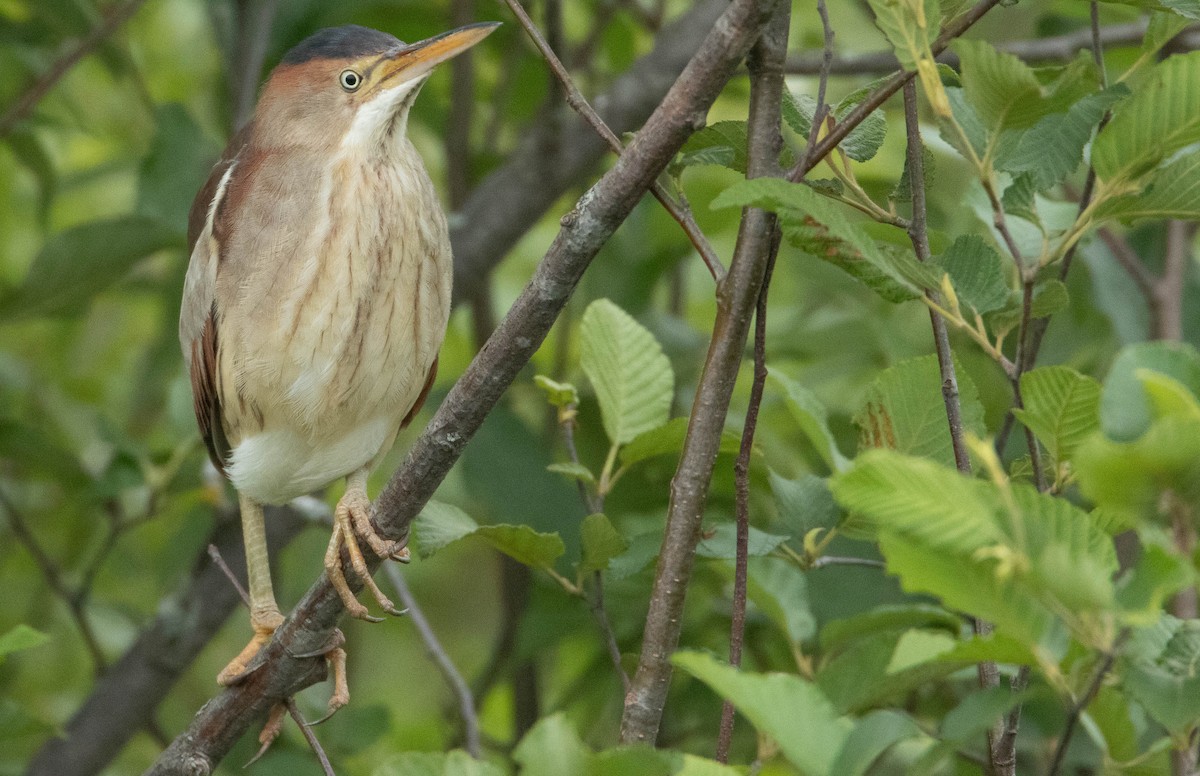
[145,2,779,770]
[620,0,789,746]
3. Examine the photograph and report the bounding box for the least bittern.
[180,22,497,708]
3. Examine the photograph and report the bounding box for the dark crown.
[281,25,402,65]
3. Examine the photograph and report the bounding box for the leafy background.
[3,0,1200,774]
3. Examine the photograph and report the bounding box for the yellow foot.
[217,609,284,685]
[324,488,409,621]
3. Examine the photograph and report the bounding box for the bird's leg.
[218,495,285,685]
[324,469,407,620]
[345,468,410,561]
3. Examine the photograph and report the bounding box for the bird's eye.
[339,70,362,91]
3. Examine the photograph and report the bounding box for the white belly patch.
[226,416,394,504]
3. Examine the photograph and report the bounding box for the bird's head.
[254,22,499,152]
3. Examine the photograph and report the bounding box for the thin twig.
[784,20,1200,75]
[807,556,886,570]
[383,565,481,758]
[0,0,150,137]
[207,544,251,606]
[1047,630,1131,776]
[286,699,336,776]
[621,0,791,746]
[902,79,1002,773]
[787,0,1006,183]
[0,488,108,674]
[501,0,727,281]
[718,1,826,762]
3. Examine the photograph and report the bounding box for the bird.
[179,21,498,708]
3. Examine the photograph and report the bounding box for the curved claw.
[244,702,287,767]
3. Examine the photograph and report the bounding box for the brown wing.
[401,357,439,429]
[181,125,252,475]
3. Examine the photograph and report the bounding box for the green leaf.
[940,686,1033,743]
[955,39,1044,131]
[546,462,596,485]
[413,501,565,569]
[1124,616,1200,735]
[475,525,565,569]
[1100,342,1200,441]
[679,121,749,173]
[1117,544,1195,624]
[579,513,628,573]
[413,501,481,559]
[818,629,965,713]
[1011,366,1101,464]
[1075,416,1200,519]
[580,299,674,446]
[868,0,940,71]
[514,714,592,776]
[886,629,956,673]
[675,755,741,776]
[745,557,816,644]
[1093,52,1200,183]
[820,604,962,654]
[1143,11,1192,56]
[1099,0,1200,22]
[1098,151,1200,222]
[935,234,1010,315]
[375,750,505,776]
[695,523,789,559]
[137,103,220,232]
[712,178,937,303]
[769,371,848,471]
[0,625,48,663]
[853,354,986,467]
[834,87,888,163]
[1,216,183,321]
[618,417,742,468]
[828,710,922,776]
[673,651,850,776]
[533,375,579,409]
[1000,86,1128,189]
[589,748,674,776]
[769,470,840,538]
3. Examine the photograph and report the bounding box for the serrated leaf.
[1093,51,1200,183]
[1,216,183,320]
[579,513,627,573]
[1100,0,1200,22]
[818,629,965,713]
[820,604,962,654]
[1011,366,1101,465]
[673,651,850,776]
[617,417,742,468]
[955,39,1044,131]
[1001,86,1128,189]
[769,371,848,471]
[868,0,940,72]
[1117,544,1195,624]
[1143,11,1191,56]
[853,354,986,467]
[580,299,674,446]
[546,462,595,485]
[834,93,888,163]
[1098,151,1200,222]
[1124,616,1200,735]
[935,234,1010,314]
[713,178,937,302]
[679,121,749,173]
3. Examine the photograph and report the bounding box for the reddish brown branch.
[621,0,790,746]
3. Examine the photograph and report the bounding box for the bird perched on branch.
[180,21,498,707]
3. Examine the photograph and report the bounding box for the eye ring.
[339,69,362,91]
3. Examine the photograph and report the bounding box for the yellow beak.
[376,22,500,87]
